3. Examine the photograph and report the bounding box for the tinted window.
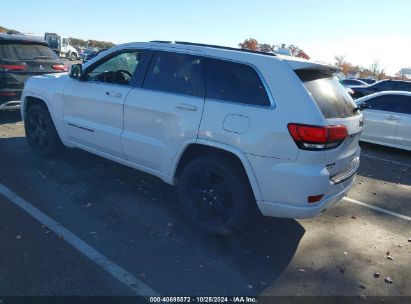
[87,51,141,85]
[367,95,411,114]
[143,52,204,97]
[374,80,392,91]
[0,43,59,60]
[341,80,362,85]
[394,81,411,91]
[206,58,270,106]
[297,72,357,118]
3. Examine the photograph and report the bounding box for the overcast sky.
[3,0,410,75]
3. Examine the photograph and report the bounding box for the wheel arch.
[21,94,50,120]
[172,139,263,202]
[21,94,66,144]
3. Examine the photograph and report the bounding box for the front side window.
[86,51,141,86]
[206,58,270,106]
[143,51,204,97]
[366,95,411,114]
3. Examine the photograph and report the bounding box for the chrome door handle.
[386,115,399,121]
[106,91,123,98]
[175,103,198,111]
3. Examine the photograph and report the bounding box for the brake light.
[52,64,69,72]
[288,123,348,150]
[0,64,27,71]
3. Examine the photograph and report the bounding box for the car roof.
[356,91,411,103]
[0,33,47,45]
[84,40,340,73]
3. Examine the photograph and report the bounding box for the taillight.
[288,123,348,150]
[52,64,69,72]
[0,92,17,96]
[0,64,27,71]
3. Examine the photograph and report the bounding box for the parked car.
[79,49,93,61]
[0,33,68,110]
[340,79,368,88]
[21,41,363,234]
[355,91,411,151]
[351,79,411,99]
[358,78,377,85]
[83,48,108,63]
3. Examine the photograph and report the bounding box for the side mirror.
[69,64,83,79]
[359,102,371,110]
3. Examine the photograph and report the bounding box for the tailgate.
[292,65,364,181]
[325,115,363,180]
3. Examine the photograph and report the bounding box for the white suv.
[21,41,363,234]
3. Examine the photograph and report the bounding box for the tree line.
[238,38,310,60]
[239,38,408,80]
[0,25,116,50]
[69,37,116,49]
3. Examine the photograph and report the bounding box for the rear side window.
[206,58,270,106]
[366,95,411,114]
[143,51,204,97]
[297,70,357,119]
[0,43,59,60]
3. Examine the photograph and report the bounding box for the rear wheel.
[69,52,77,61]
[178,155,253,235]
[24,104,63,157]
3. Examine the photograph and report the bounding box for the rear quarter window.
[297,70,358,119]
[206,58,270,106]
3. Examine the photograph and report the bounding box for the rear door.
[122,50,205,175]
[360,95,402,145]
[297,72,363,178]
[63,49,142,158]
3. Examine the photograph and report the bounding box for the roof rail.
[150,40,276,57]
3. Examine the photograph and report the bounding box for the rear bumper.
[0,100,21,110]
[257,175,356,218]
[0,89,22,110]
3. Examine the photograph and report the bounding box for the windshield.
[0,43,59,60]
[296,70,358,119]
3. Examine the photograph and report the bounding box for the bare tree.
[259,43,274,53]
[370,59,380,77]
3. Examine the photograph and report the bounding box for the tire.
[178,155,253,235]
[69,52,77,61]
[24,104,63,157]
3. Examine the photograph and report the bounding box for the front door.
[63,49,142,158]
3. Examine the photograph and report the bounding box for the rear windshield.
[0,43,59,61]
[296,70,357,119]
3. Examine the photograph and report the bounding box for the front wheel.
[24,104,63,157]
[69,52,77,61]
[178,155,253,235]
